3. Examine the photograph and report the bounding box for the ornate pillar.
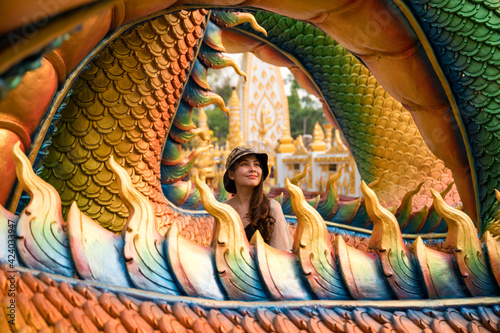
[323,123,333,149]
[228,88,242,150]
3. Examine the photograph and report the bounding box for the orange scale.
[142,130,157,142]
[184,32,198,48]
[411,155,423,168]
[404,165,417,177]
[159,32,176,49]
[53,128,77,153]
[396,163,408,176]
[103,129,125,146]
[85,179,104,198]
[143,62,159,78]
[382,148,395,159]
[113,140,133,157]
[137,116,153,132]
[94,116,117,135]
[169,60,182,75]
[154,89,167,102]
[125,128,143,143]
[385,161,397,171]
[400,152,413,165]
[59,186,78,206]
[186,48,195,62]
[113,76,135,95]
[147,108,162,122]
[134,143,149,156]
[150,17,168,35]
[386,141,399,151]
[137,83,153,97]
[181,17,195,33]
[92,144,113,162]
[128,67,148,84]
[130,106,147,120]
[430,169,442,181]
[154,56,169,71]
[150,76,163,90]
[74,88,97,108]
[165,13,180,26]
[143,95,157,109]
[117,117,136,131]
[93,167,115,187]
[137,23,156,44]
[438,174,452,184]
[146,39,164,57]
[126,156,142,170]
[171,21,186,39]
[433,160,446,170]
[80,128,103,150]
[67,142,91,165]
[85,201,104,218]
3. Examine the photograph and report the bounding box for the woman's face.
[229,155,262,188]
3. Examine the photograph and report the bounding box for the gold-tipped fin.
[430,188,480,251]
[291,164,309,186]
[285,178,327,251]
[226,57,247,81]
[430,188,497,296]
[361,180,424,299]
[212,93,230,115]
[193,171,245,244]
[367,170,388,189]
[12,141,42,197]
[235,12,268,37]
[285,177,349,299]
[329,164,345,184]
[360,180,401,249]
[108,156,151,216]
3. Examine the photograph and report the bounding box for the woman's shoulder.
[268,198,282,211]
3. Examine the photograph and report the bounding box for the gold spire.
[309,122,327,152]
[326,129,349,153]
[323,123,333,148]
[228,88,242,149]
[276,122,295,153]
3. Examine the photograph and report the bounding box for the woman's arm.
[268,199,293,252]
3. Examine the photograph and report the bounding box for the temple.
[189,53,361,197]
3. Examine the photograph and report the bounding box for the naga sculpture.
[0,1,499,332]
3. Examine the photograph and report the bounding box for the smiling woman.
[221,146,293,251]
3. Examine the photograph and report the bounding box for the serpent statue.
[0,1,499,332]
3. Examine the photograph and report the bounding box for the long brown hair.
[229,160,275,243]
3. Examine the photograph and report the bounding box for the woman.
[222,146,292,252]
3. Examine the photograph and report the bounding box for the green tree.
[287,77,325,138]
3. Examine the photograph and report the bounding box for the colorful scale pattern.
[161,15,251,211]
[238,12,460,210]
[406,0,500,234]
[6,153,500,303]
[3,265,500,333]
[39,10,209,233]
